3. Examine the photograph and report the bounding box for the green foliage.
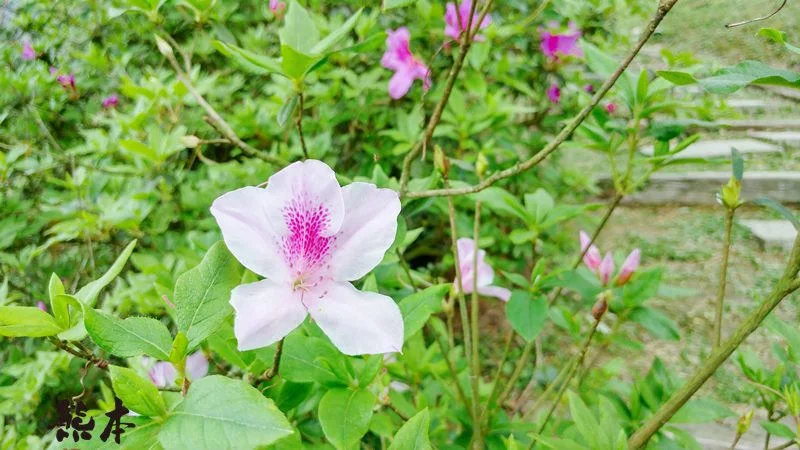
[85,309,173,359]
[318,388,376,450]
[388,408,432,450]
[109,365,168,417]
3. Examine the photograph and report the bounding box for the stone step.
[598,172,800,205]
[754,85,800,102]
[640,139,782,159]
[739,220,797,250]
[677,118,800,131]
[747,130,800,147]
[726,98,787,111]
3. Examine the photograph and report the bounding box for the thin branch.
[159,35,287,166]
[714,208,735,348]
[469,201,482,446]
[259,338,285,382]
[398,0,492,197]
[726,0,787,28]
[384,401,411,421]
[431,324,473,412]
[296,92,309,159]
[48,337,109,370]
[404,0,680,199]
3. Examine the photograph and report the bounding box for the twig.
[431,324,472,412]
[404,0,680,199]
[726,0,787,28]
[398,0,492,197]
[396,248,418,292]
[258,338,284,382]
[469,201,482,447]
[628,233,800,448]
[48,337,109,370]
[159,36,287,166]
[384,401,411,421]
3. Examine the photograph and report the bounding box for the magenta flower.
[53,70,76,91]
[102,94,119,109]
[211,160,404,355]
[539,21,583,62]
[546,83,560,104]
[444,0,492,42]
[269,0,286,15]
[584,84,594,93]
[381,27,432,100]
[37,301,47,312]
[579,231,601,271]
[455,238,511,301]
[605,102,617,114]
[21,43,36,60]
[616,249,641,286]
[146,351,209,388]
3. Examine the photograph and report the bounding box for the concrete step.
[676,118,800,131]
[747,130,800,147]
[726,98,788,112]
[739,220,797,250]
[640,139,782,159]
[598,172,800,205]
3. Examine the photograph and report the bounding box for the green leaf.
[0,306,63,337]
[629,307,680,340]
[120,139,158,161]
[657,70,698,86]
[398,284,449,340]
[758,28,800,55]
[280,44,321,80]
[85,308,173,359]
[169,331,189,364]
[159,376,293,450]
[388,408,432,450]
[474,187,532,223]
[278,94,299,127]
[75,240,137,307]
[506,291,548,342]
[524,188,554,225]
[731,147,744,181]
[319,388,376,450]
[567,392,601,446]
[311,8,363,55]
[48,273,69,328]
[280,333,344,385]
[212,40,283,75]
[671,398,735,423]
[383,0,416,9]
[109,365,167,417]
[699,61,800,94]
[752,197,800,231]
[279,0,319,54]
[760,421,796,439]
[174,241,242,349]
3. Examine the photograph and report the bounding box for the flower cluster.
[580,231,640,286]
[444,0,492,42]
[539,21,583,62]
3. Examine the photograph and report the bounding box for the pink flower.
[605,102,617,114]
[21,43,36,60]
[616,249,640,286]
[539,21,583,62]
[102,94,119,109]
[599,252,615,286]
[547,83,560,103]
[579,231,601,271]
[37,301,47,312]
[444,0,492,42]
[146,351,209,388]
[584,84,594,93]
[211,160,404,355]
[381,28,431,100]
[53,70,76,90]
[269,0,286,15]
[455,238,511,302]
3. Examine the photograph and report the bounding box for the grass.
[654,0,800,68]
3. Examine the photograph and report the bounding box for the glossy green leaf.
[310,8,363,55]
[0,306,63,337]
[280,333,344,385]
[110,365,167,417]
[280,44,321,80]
[48,273,69,328]
[174,241,242,349]
[629,306,680,341]
[506,291,548,342]
[279,0,319,54]
[731,147,744,181]
[85,308,173,359]
[212,40,283,74]
[398,284,449,340]
[75,240,137,307]
[159,376,293,450]
[319,388,376,450]
[388,408,432,450]
[277,94,299,127]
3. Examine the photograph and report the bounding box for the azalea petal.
[149,361,177,388]
[306,282,403,355]
[231,279,307,351]
[211,186,290,281]
[478,285,512,302]
[185,351,209,380]
[388,69,415,99]
[263,160,345,238]
[330,182,400,281]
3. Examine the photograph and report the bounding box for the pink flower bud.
[599,252,614,286]
[102,94,119,109]
[269,0,286,16]
[547,83,560,104]
[37,301,47,312]
[616,248,640,286]
[579,230,601,271]
[584,84,594,93]
[605,102,617,114]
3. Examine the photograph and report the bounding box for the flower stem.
[714,208,735,349]
[628,234,800,449]
[259,338,284,382]
[529,315,603,449]
[296,92,309,160]
[470,201,483,446]
[430,324,472,412]
[48,337,109,370]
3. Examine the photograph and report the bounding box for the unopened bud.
[181,135,201,148]
[476,152,489,178]
[736,410,754,435]
[155,35,174,57]
[434,145,450,178]
[591,296,608,321]
[719,176,741,209]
